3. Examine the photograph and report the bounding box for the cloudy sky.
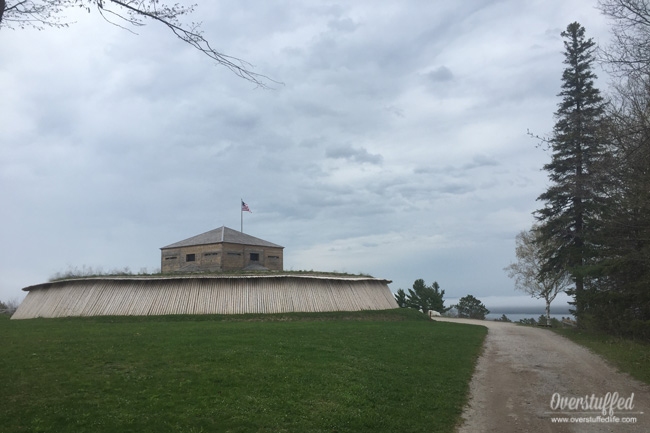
[1,0,613,312]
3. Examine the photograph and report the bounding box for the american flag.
[241,200,252,213]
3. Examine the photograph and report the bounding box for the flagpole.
[240,199,251,232]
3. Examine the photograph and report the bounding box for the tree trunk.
[0,0,6,27]
[575,276,584,322]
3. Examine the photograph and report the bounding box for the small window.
[268,256,279,259]
[250,253,260,261]
[165,256,178,261]
[186,254,196,262]
[227,252,241,256]
[203,252,219,257]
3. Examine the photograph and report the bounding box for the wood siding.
[161,244,284,273]
[12,276,398,319]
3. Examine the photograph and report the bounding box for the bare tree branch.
[598,0,650,79]
[1,0,75,29]
[105,0,278,87]
[1,0,281,88]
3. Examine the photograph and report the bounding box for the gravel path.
[434,317,649,432]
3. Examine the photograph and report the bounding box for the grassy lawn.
[553,328,650,385]
[0,310,486,433]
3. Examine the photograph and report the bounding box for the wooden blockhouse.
[161,226,283,273]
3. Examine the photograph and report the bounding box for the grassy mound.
[48,268,376,282]
[0,310,486,433]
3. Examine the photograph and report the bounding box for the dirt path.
[434,317,649,432]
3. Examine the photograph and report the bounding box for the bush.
[454,295,489,320]
[0,299,20,315]
[580,289,650,339]
[518,317,537,326]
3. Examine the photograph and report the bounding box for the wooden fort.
[160,226,284,273]
[11,275,398,319]
[12,227,398,319]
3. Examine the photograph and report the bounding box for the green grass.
[553,328,650,385]
[0,310,486,433]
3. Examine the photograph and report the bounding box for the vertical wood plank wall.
[11,276,399,319]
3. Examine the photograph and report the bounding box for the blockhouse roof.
[161,226,284,250]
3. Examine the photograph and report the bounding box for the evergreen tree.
[595,0,650,338]
[454,295,489,320]
[595,103,650,336]
[536,22,607,320]
[394,289,407,308]
[405,279,446,315]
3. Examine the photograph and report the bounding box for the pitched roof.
[161,226,284,250]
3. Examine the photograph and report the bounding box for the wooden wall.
[12,276,397,319]
[161,244,284,273]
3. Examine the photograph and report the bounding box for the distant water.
[485,313,573,322]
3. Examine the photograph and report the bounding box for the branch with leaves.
[504,226,573,320]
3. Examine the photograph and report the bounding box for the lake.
[485,313,573,323]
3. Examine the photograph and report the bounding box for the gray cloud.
[427,66,454,82]
[325,145,383,165]
[462,155,500,170]
[328,17,358,33]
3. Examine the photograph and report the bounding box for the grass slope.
[48,269,375,283]
[553,328,650,385]
[0,310,486,433]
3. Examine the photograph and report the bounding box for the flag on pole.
[241,200,252,213]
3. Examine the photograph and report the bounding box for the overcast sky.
[1,0,613,312]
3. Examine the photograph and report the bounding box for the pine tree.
[405,279,446,315]
[536,22,607,320]
[595,0,650,338]
[454,295,490,320]
[394,289,407,308]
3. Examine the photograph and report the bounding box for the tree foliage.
[400,279,447,315]
[531,13,650,339]
[590,77,650,337]
[0,299,20,315]
[582,0,650,338]
[504,226,573,320]
[394,288,407,308]
[0,0,277,87]
[535,22,607,318]
[454,295,489,320]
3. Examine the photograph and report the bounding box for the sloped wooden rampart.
[11,275,398,319]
